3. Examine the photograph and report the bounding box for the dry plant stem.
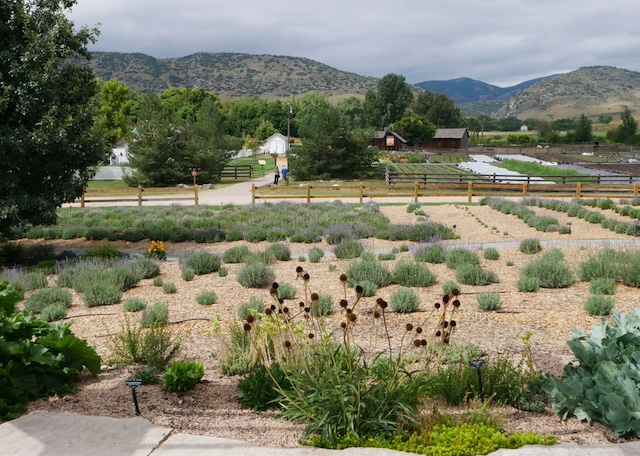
[381,307,392,357]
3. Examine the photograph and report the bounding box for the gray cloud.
[69,0,640,87]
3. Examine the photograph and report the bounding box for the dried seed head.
[270,288,278,295]
[270,305,276,310]
[283,306,289,313]
[373,310,381,319]
[380,300,388,309]
[272,282,279,289]
[416,326,423,334]
[304,307,310,313]
[296,266,304,273]
[299,301,305,308]
[340,299,348,308]
[348,313,357,322]
[376,298,385,306]
[442,294,450,304]
[451,288,460,296]
[246,315,255,323]
[450,320,457,327]
[442,321,449,328]
[308,333,315,339]
[310,293,319,301]
[452,299,460,308]
[265,308,273,316]
[421,339,427,346]
[243,323,252,332]
[443,336,450,344]
[278,298,284,304]
[284,340,292,348]
[339,274,348,282]
[405,323,414,332]
[346,308,352,314]
[303,273,310,281]
[434,302,441,309]
[413,339,421,348]
[435,330,442,337]
[340,322,347,329]
[355,285,363,294]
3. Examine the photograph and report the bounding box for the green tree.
[0,0,106,236]
[392,114,436,145]
[160,87,219,123]
[253,120,278,140]
[363,74,414,129]
[125,94,191,186]
[337,96,366,129]
[411,91,464,127]
[292,95,376,180]
[574,114,593,142]
[617,108,638,142]
[598,114,613,124]
[95,79,135,146]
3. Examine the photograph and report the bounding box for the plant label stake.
[469,359,485,399]
[126,379,143,415]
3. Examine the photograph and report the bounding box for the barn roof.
[374,130,407,143]
[433,128,468,139]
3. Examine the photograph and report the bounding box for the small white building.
[259,133,288,155]
[110,145,130,165]
[520,125,529,132]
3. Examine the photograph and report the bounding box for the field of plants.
[4,200,640,453]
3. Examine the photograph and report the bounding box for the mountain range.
[85,52,640,120]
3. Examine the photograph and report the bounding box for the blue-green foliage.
[545,309,640,437]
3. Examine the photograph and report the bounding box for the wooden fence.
[253,182,640,204]
[77,186,198,207]
[220,165,253,179]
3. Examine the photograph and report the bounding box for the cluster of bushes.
[480,197,568,233]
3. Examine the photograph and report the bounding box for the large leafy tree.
[292,94,376,180]
[0,0,106,235]
[393,114,437,145]
[412,91,464,127]
[363,74,414,129]
[573,114,593,142]
[94,79,136,146]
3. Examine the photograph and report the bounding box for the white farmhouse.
[259,133,288,155]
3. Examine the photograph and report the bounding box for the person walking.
[281,165,288,185]
[273,166,280,185]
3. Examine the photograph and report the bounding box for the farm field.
[4,201,640,450]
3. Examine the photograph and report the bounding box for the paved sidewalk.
[3,411,640,456]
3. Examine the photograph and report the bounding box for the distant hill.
[414,76,552,104]
[495,66,640,119]
[86,52,378,100]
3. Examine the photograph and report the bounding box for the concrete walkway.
[3,411,640,456]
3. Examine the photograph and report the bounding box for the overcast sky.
[68,0,640,87]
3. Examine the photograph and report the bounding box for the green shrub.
[442,281,461,295]
[217,322,252,376]
[517,276,540,293]
[393,261,437,287]
[445,248,479,269]
[298,256,306,262]
[218,267,229,277]
[345,259,393,288]
[237,362,290,411]
[135,257,161,279]
[519,238,542,254]
[619,252,640,288]
[83,280,122,307]
[406,202,421,213]
[311,294,333,316]
[390,288,420,313]
[456,264,493,286]
[545,309,640,436]
[153,277,163,287]
[40,303,68,322]
[477,292,501,311]
[359,251,376,262]
[124,297,147,312]
[181,267,195,282]
[237,263,276,288]
[141,302,169,328]
[483,248,500,260]
[276,283,297,300]
[237,296,264,319]
[579,249,621,281]
[24,288,72,314]
[108,317,181,370]
[521,249,574,289]
[131,366,161,385]
[196,290,218,305]
[308,247,325,263]
[179,250,221,275]
[558,226,572,234]
[0,269,48,299]
[377,252,396,261]
[0,242,26,259]
[83,244,126,260]
[244,226,268,242]
[265,242,291,261]
[162,282,177,294]
[333,240,364,259]
[246,250,276,265]
[584,294,614,316]
[162,360,204,392]
[589,277,616,295]
[223,245,252,264]
[357,280,378,297]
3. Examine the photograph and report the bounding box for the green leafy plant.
[141,302,169,328]
[179,250,221,275]
[393,261,437,287]
[456,264,496,286]
[584,294,614,316]
[517,276,540,293]
[237,362,290,411]
[162,360,204,392]
[24,288,72,314]
[181,267,195,281]
[357,280,378,297]
[123,297,147,313]
[308,247,325,263]
[545,309,640,437]
[196,290,218,305]
[276,283,297,300]
[445,248,479,269]
[345,259,392,288]
[223,245,252,263]
[521,249,574,289]
[311,293,333,317]
[442,281,461,295]
[390,288,420,313]
[153,277,163,287]
[40,303,68,322]
[589,277,616,295]
[218,267,229,277]
[237,297,264,319]
[333,240,364,259]
[377,252,395,261]
[265,242,291,261]
[237,263,276,288]
[162,282,177,294]
[519,238,542,254]
[483,247,500,260]
[476,292,501,311]
[83,280,123,307]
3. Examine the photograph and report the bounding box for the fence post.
[413,182,419,203]
[137,186,143,206]
[252,184,256,204]
[522,182,528,197]
[194,184,199,206]
[467,181,473,203]
[576,182,581,198]
[80,192,85,208]
[359,185,364,204]
[306,184,311,203]
[634,183,638,199]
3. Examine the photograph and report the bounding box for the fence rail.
[220,165,253,179]
[76,186,198,207]
[253,181,640,204]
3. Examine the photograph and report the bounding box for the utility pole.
[287,104,292,152]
